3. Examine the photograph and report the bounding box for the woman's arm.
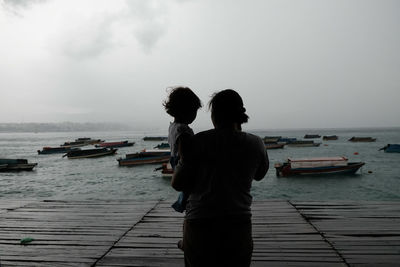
[171,159,188,191]
[254,139,269,181]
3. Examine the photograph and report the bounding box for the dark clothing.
[168,122,193,213]
[183,216,253,267]
[172,191,188,213]
[175,129,269,220]
[173,128,269,266]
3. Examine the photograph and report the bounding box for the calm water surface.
[1,128,399,201]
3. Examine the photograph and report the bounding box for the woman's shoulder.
[244,132,263,140]
[194,129,215,139]
[242,132,264,147]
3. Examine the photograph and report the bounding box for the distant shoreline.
[0,122,132,133]
[0,122,399,133]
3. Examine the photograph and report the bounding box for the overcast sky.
[0,0,399,131]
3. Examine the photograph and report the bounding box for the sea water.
[0,127,399,201]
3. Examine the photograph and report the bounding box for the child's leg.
[172,192,186,213]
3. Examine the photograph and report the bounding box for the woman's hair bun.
[209,89,249,125]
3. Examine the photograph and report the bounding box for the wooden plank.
[0,200,156,266]
[1,200,399,266]
[97,200,346,266]
[292,200,400,267]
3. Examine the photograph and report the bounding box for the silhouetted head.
[163,87,202,124]
[209,89,249,129]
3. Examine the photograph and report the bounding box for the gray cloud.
[1,0,47,16]
[59,0,187,59]
[124,0,171,53]
[1,0,187,58]
[60,15,117,60]
[2,0,46,7]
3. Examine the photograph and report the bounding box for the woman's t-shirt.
[175,129,269,220]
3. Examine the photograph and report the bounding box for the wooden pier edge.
[0,199,399,266]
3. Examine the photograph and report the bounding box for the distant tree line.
[0,122,131,132]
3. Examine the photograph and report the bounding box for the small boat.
[286,140,320,147]
[263,136,281,143]
[265,142,285,149]
[274,157,365,177]
[141,149,171,155]
[75,138,104,145]
[38,146,81,155]
[63,148,117,159]
[323,135,338,141]
[154,143,170,149]
[348,137,376,142]
[143,136,168,141]
[380,144,400,153]
[95,141,135,148]
[0,159,38,172]
[118,150,171,166]
[277,137,297,144]
[61,138,104,147]
[304,134,321,139]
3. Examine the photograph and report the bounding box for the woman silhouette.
[172,89,269,267]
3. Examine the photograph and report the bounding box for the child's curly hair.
[163,87,202,117]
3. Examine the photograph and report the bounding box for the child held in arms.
[163,87,202,213]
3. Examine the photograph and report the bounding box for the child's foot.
[177,240,184,251]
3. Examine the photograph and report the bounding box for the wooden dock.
[0,200,399,266]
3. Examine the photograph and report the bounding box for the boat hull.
[0,163,38,172]
[382,144,400,153]
[0,159,37,172]
[143,137,168,141]
[95,141,134,148]
[348,137,376,142]
[65,148,117,159]
[287,143,320,147]
[304,134,321,139]
[38,147,80,154]
[265,143,285,149]
[118,155,170,166]
[275,162,365,177]
[323,135,338,141]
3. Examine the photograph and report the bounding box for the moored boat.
[263,136,281,143]
[75,138,104,145]
[143,136,168,141]
[140,149,171,155]
[286,140,320,147]
[118,150,171,166]
[63,148,117,159]
[348,137,376,142]
[323,135,338,141]
[274,157,365,177]
[304,134,321,139]
[95,141,134,148]
[380,144,400,153]
[61,138,104,148]
[277,137,297,144]
[265,143,285,149]
[38,146,81,155]
[0,159,38,172]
